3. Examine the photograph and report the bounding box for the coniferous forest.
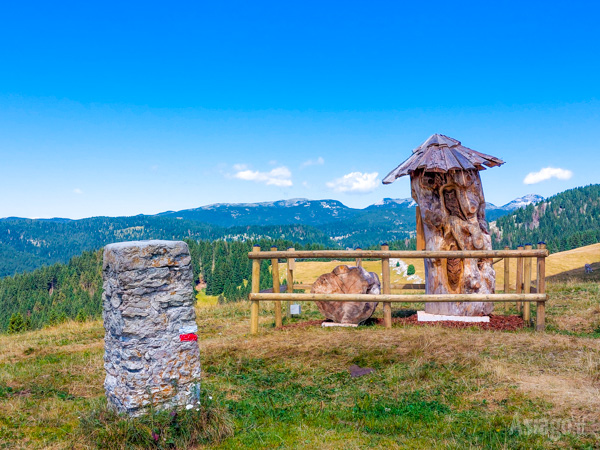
[492,185,600,252]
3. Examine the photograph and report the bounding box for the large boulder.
[312,265,380,324]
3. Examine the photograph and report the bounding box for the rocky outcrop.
[312,265,380,324]
[102,240,201,416]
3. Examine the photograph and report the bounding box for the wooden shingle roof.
[382,134,504,184]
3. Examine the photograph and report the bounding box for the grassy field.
[1,249,600,448]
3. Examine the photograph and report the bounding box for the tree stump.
[311,265,380,324]
[412,169,495,315]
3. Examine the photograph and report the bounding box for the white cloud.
[523,167,573,184]
[73,188,83,195]
[233,166,293,187]
[326,172,380,193]
[301,156,325,168]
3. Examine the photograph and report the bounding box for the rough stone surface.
[102,240,201,416]
[311,265,380,324]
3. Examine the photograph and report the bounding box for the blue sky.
[0,1,598,219]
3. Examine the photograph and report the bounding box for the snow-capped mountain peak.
[501,194,544,211]
[369,198,417,208]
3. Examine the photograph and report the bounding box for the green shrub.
[407,264,416,276]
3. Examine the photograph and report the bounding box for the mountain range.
[0,193,545,278]
[158,194,542,228]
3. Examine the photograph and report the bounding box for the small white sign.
[179,325,198,334]
[290,304,301,315]
[417,311,489,323]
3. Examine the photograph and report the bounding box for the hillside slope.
[492,184,600,253]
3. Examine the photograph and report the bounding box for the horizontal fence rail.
[250,293,548,303]
[261,283,427,293]
[247,243,548,334]
[248,249,549,260]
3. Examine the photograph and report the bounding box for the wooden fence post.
[271,247,282,328]
[503,246,510,312]
[523,244,532,325]
[416,206,425,251]
[286,247,295,319]
[381,243,392,329]
[536,242,546,331]
[250,246,261,334]
[355,247,362,267]
[516,245,524,314]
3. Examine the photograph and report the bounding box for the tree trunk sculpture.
[412,168,495,315]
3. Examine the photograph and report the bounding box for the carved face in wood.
[411,169,495,315]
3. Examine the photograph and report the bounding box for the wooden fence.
[247,243,549,334]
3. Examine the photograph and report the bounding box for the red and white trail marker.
[179,325,198,342]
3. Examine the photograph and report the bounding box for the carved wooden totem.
[383,134,504,316]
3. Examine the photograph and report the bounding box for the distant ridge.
[156,193,539,225]
[0,217,73,223]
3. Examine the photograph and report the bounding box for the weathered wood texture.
[382,134,504,183]
[311,265,380,324]
[267,282,426,292]
[286,247,295,319]
[411,168,496,316]
[249,249,547,259]
[516,245,524,313]
[381,134,505,316]
[503,246,510,311]
[381,244,392,329]
[251,293,547,303]
[416,206,426,251]
[536,243,546,331]
[250,246,260,334]
[523,244,533,324]
[271,247,282,328]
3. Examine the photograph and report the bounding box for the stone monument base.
[417,311,490,323]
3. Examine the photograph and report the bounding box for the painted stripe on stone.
[179,333,198,342]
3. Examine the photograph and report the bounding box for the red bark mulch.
[283,313,524,331]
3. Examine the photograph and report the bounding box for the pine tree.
[7,312,28,334]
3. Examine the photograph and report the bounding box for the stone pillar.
[102,240,201,416]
